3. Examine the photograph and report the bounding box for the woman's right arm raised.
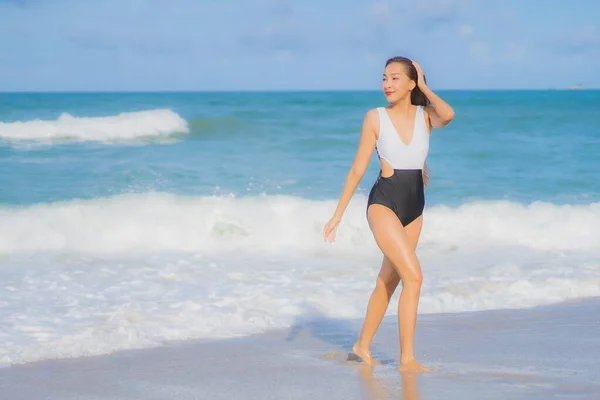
[323,109,378,242]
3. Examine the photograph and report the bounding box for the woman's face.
[382,62,415,103]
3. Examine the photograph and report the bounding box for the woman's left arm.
[413,61,455,128]
[420,85,455,128]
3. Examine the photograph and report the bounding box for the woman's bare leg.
[352,216,423,365]
[366,205,429,372]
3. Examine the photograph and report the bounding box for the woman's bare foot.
[352,342,381,366]
[398,359,430,372]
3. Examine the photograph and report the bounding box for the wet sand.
[1,297,599,399]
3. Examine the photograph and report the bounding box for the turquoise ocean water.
[1,90,599,205]
[0,90,599,366]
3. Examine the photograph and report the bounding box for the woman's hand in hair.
[412,61,427,90]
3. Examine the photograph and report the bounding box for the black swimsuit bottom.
[367,169,425,227]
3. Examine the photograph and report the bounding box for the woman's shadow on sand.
[282,304,424,399]
[282,303,396,366]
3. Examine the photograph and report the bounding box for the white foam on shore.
[0,193,598,365]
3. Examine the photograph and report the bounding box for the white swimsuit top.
[375,106,430,170]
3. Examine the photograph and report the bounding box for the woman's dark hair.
[385,56,432,186]
[385,56,430,107]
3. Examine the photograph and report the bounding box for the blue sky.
[1,0,599,91]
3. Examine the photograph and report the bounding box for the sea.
[0,90,599,366]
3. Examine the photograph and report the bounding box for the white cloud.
[265,0,294,17]
[469,40,492,64]
[505,42,528,62]
[563,26,600,52]
[414,0,468,24]
[459,24,474,37]
[369,1,393,23]
[273,50,293,63]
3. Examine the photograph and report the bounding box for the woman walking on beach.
[323,57,454,372]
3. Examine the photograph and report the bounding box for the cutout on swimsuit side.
[379,157,394,179]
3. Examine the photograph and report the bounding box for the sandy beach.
[2,297,598,400]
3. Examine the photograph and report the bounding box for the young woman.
[323,56,455,372]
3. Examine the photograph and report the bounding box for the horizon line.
[1,87,598,94]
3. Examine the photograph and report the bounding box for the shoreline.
[2,296,599,399]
